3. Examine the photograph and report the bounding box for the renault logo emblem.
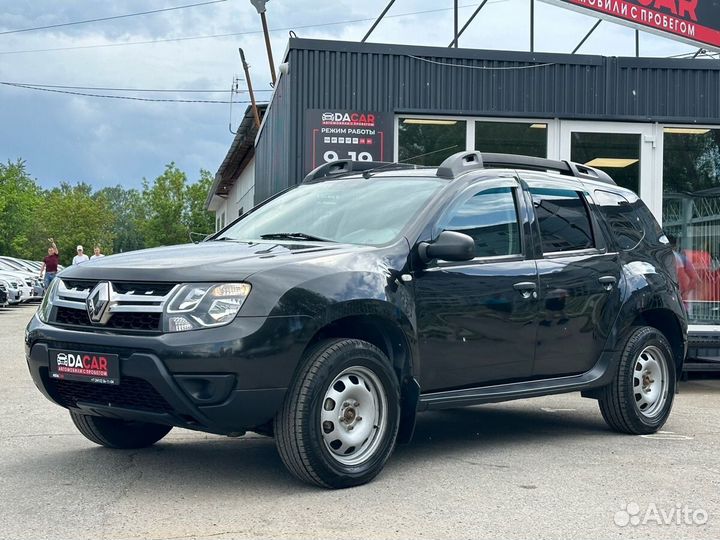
[86,282,112,324]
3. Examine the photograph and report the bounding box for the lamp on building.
[250,0,276,86]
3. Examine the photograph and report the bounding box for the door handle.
[598,276,617,291]
[513,281,538,300]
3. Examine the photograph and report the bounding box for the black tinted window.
[530,188,594,253]
[594,190,644,250]
[443,187,521,258]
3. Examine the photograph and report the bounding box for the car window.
[219,177,445,246]
[442,186,521,258]
[593,190,645,250]
[530,187,595,253]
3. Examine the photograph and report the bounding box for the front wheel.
[274,339,400,488]
[598,326,676,435]
[70,411,172,449]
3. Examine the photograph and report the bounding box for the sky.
[0,0,704,190]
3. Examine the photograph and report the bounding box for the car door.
[414,176,539,392]
[526,178,622,378]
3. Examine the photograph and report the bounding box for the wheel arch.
[301,312,420,443]
[632,308,686,376]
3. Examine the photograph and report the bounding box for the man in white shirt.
[91,246,105,260]
[72,245,89,265]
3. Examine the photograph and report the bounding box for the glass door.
[558,121,662,220]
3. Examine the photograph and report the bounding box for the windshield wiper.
[260,232,335,242]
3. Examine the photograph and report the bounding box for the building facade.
[226,37,720,364]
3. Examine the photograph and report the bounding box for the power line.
[0,3,504,55]
[0,81,275,93]
[0,0,228,36]
[2,82,230,93]
[406,54,556,70]
[0,82,263,103]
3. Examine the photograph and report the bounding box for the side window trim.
[433,178,526,265]
[529,186,598,255]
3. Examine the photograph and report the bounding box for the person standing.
[90,246,105,260]
[39,238,59,288]
[72,245,89,265]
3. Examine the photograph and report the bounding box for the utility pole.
[239,48,261,129]
[250,0,276,86]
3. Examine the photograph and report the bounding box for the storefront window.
[475,121,547,157]
[398,118,466,166]
[570,132,640,193]
[662,127,720,324]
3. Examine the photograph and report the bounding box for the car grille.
[50,279,177,333]
[48,375,174,414]
[55,306,162,331]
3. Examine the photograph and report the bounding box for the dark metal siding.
[254,68,292,204]
[254,38,720,204]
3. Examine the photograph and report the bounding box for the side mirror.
[418,231,475,263]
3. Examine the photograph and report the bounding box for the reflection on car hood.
[58,240,371,282]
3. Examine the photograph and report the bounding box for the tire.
[70,410,172,449]
[598,326,676,435]
[274,339,400,488]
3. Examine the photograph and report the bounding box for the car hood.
[58,240,376,282]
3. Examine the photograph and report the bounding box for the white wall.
[211,157,255,232]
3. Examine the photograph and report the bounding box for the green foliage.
[29,183,116,265]
[0,161,216,262]
[184,169,216,239]
[0,160,42,258]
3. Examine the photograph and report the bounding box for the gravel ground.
[2,303,718,540]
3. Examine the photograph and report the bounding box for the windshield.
[217,176,445,246]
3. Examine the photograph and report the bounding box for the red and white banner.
[542,0,720,52]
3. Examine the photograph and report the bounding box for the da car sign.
[542,0,720,51]
[305,110,394,173]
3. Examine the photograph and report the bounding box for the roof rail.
[302,160,425,183]
[436,151,484,179]
[436,151,616,185]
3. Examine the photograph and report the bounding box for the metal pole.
[571,20,601,54]
[361,0,396,42]
[692,48,704,59]
[530,0,534,52]
[448,0,490,48]
[239,48,261,129]
[454,0,459,48]
[260,11,276,85]
[635,29,640,57]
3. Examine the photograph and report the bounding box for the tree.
[140,163,189,247]
[0,160,42,258]
[184,169,215,241]
[95,186,145,253]
[30,183,116,265]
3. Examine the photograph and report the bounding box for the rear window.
[530,188,595,253]
[594,190,645,250]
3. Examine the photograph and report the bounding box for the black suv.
[26,152,687,488]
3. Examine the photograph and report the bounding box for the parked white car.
[0,276,24,304]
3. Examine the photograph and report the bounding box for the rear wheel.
[70,411,172,449]
[598,326,676,435]
[274,339,400,488]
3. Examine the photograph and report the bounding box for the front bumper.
[25,313,313,434]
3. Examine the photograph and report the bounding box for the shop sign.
[305,109,394,173]
[541,0,720,52]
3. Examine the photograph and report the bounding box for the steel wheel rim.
[320,366,388,466]
[632,345,669,419]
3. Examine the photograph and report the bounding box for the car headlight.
[164,283,251,332]
[37,278,60,323]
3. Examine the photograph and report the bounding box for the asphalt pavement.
[1,303,718,540]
